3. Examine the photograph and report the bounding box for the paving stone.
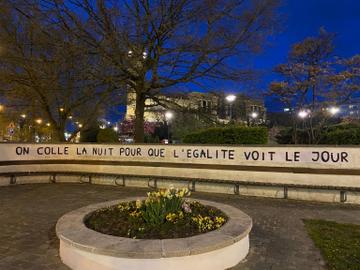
[0,183,359,269]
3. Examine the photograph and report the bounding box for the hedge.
[276,124,360,145]
[320,127,360,145]
[96,128,118,143]
[182,126,268,144]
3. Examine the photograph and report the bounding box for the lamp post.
[328,106,340,116]
[225,94,236,121]
[165,111,173,143]
[250,111,258,126]
[298,110,310,119]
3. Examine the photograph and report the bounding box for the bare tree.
[0,1,125,142]
[269,29,360,144]
[36,0,280,142]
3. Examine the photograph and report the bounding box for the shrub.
[276,124,360,145]
[183,126,268,144]
[320,125,360,145]
[96,128,118,143]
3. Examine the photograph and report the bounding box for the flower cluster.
[145,187,191,204]
[100,186,228,239]
[165,211,184,223]
[192,214,226,232]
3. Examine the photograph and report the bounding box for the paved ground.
[0,184,360,270]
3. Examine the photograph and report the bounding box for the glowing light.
[329,107,340,115]
[165,111,173,120]
[46,123,51,127]
[20,114,26,119]
[225,94,236,103]
[250,112,258,119]
[78,123,83,128]
[68,115,73,119]
[0,105,4,112]
[59,108,64,112]
[35,119,43,124]
[113,126,119,132]
[298,110,309,119]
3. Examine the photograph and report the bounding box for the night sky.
[253,0,360,112]
[111,0,360,122]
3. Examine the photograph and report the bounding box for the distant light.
[225,94,236,103]
[128,50,133,57]
[64,132,71,140]
[107,121,111,125]
[99,124,106,129]
[68,115,73,119]
[250,112,258,119]
[78,123,83,128]
[46,123,51,127]
[329,107,340,115]
[284,108,290,112]
[165,111,173,120]
[142,51,147,59]
[113,126,119,132]
[59,108,64,112]
[20,114,26,119]
[35,119,43,124]
[298,110,309,119]
[0,105,4,112]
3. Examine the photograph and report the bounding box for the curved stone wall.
[0,143,360,204]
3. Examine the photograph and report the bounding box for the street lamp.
[0,105,4,112]
[20,114,26,119]
[298,110,310,119]
[329,106,340,116]
[225,94,236,120]
[165,111,173,143]
[35,119,43,125]
[250,112,258,119]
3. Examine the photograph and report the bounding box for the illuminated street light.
[78,123,83,128]
[165,111,174,143]
[20,114,26,119]
[329,107,340,116]
[59,108,64,112]
[68,115,73,119]
[165,111,173,121]
[0,104,4,112]
[250,112,258,119]
[225,94,236,103]
[142,51,148,59]
[46,123,51,127]
[225,94,236,120]
[113,126,119,132]
[298,110,309,119]
[35,119,43,124]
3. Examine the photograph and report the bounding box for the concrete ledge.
[56,198,252,270]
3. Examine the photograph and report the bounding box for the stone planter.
[56,198,252,270]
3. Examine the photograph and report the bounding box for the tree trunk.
[134,93,145,143]
[53,126,66,142]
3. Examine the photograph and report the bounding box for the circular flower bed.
[85,188,227,239]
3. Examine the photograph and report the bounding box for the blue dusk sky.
[110,0,360,122]
[249,0,360,112]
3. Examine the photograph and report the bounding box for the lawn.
[303,219,360,270]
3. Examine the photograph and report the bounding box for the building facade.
[125,91,266,125]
